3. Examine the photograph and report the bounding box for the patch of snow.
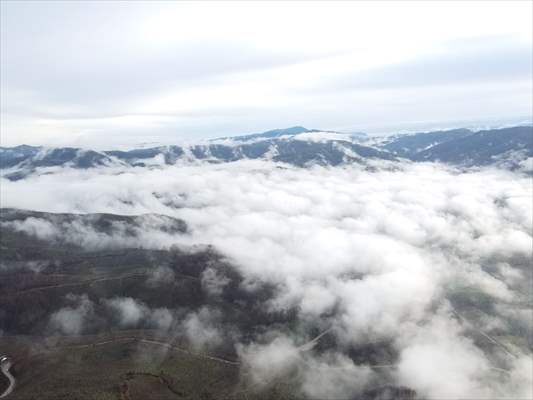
[291,131,353,143]
[263,144,279,161]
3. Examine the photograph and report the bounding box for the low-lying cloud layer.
[1,160,531,398]
[1,211,186,250]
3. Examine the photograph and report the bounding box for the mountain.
[378,128,474,158]
[0,208,288,399]
[0,146,121,180]
[1,126,531,180]
[373,125,532,169]
[0,128,396,180]
[190,139,395,166]
[215,126,312,142]
[0,146,118,169]
[0,208,414,399]
[215,126,368,144]
[0,145,41,168]
[410,126,532,167]
[0,208,187,238]
[106,146,184,166]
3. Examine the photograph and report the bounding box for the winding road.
[0,356,15,399]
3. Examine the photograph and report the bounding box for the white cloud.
[300,353,374,399]
[49,294,94,335]
[183,307,224,351]
[104,296,175,331]
[2,160,532,398]
[238,335,301,386]
[105,297,147,327]
[201,267,230,297]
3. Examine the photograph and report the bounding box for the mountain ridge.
[1,125,531,180]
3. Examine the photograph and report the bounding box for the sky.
[1,1,532,148]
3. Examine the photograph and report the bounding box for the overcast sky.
[1,1,532,148]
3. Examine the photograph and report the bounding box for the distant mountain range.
[376,126,532,167]
[1,125,531,180]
